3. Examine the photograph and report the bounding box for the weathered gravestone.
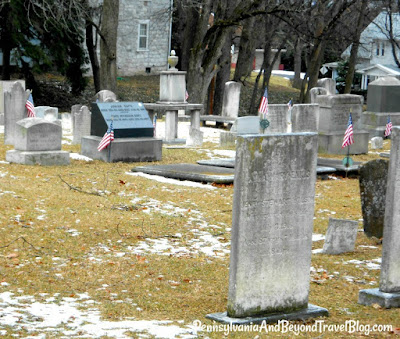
[4,82,30,145]
[81,102,162,162]
[44,107,58,121]
[359,127,400,308]
[314,94,369,154]
[0,80,25,125]
[220,116,260,147]
[322,218,358,254]
[6,118,70,165]
[359,159,389,238]
[221,81,241,119]
[317,78,336,95]
[371,136,384,149]
[362,77,400,137]
[72,105,91,144]
[207,132,328,324]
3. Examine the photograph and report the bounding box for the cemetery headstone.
[72,105,91,144]
[359,127,400,308]
[81,101,162,162]
[95,90,117,102]
[6,118,70,165]
[4,82,29,145]
[35,106,51,119]
[322,218,358,254]
[317,78,336,95]
[221,81,241,118]
[44,107,58,122]
[359,159,389,238]
[314,94,369,154]
[220,116,260,147]
[371,136,384,149]
[363,77,400,137]
[310,87,328,104]
[207,132,328,324]
[0,80,25,125]
[291,104,319,133]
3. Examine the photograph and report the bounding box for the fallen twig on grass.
[0,236,43,254]
[58,174,106,196]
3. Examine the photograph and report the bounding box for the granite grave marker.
[322,218,358,254]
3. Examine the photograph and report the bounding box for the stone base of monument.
[81,136,162,162]
[318,131,369,154]
[206,304,329,325]
[6,150,70,166]
[362,111,400,137]
[358,288,400,308]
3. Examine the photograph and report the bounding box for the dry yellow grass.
[0,130,398,336]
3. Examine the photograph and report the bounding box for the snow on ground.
[0,291,198,338]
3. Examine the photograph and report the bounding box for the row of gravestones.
[207,128,400,326]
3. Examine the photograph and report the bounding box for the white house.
[341,11,400,89]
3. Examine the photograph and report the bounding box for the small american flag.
[185,90,189,101]
[384,116,392,137]
[25,93,36,117]
[258,88,269,115]
[287,99,293,110]
[97,121,114,151]
[342,113,354,148]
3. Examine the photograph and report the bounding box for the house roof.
[356,63,400,76]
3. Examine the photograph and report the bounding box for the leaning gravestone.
[6,118,70,165]
[207,132,328,324]
[359,127,400,308]
[359,159,389,238]
[322,218,358,254]
[4,82,30,145]
[81,102,162,162]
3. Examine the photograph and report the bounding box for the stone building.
[116,0,171,75]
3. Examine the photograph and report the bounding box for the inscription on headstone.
[91,102,154,138]
[359,159,389,238]
[322,218,358,254]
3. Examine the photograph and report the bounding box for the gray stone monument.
[310,87,328,104]
[220,116,260,147]
[35,106,51,118]
[362,77,400,137]
[6,118,70,165]
[4,82,30,145]
[221,81,241,119]
[207,132,328,324]
[359,127,400,308]
[359,159,389,238]
[0,80,25,125]
[314,94,369,154]
[291,104,319,133]
[44,107,59,121]
[72,105,91,144]
[322,218,358,254]
[317,78,336,95]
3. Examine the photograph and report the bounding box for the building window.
[138,21,149,51]
[376,41,385,56]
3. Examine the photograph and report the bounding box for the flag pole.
[108,117,113,163]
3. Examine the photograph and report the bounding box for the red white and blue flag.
[342,113,354,148]
[97,121,114,151]
[258,88,269,116]
[25,93,36,117]
[185,90,189,101]
[287,99,293,110]
[384,116,392,137]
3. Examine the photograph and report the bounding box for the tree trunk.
[344,0,367,93]
[233,16,257,82]
[100,0,119,92]
[213,33,232,116]
[292,36,303,89]
[86,21,101,93]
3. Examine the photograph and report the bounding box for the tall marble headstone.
[221,81,241,118]
[207,132,328,324]
[359,159,389,238]
[72,105,91,144]
[359,127,400,308]
[4,82,30,145]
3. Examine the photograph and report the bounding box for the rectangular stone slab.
[131,163,234,184]
[227,133,318,318]
[91,102,153,138]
